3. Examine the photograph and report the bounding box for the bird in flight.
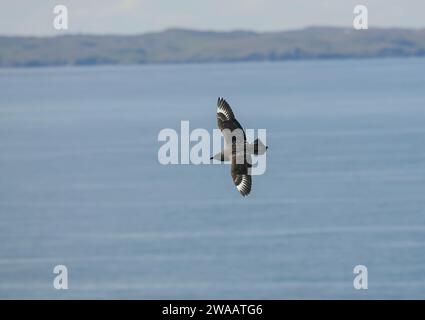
[211,97,267,197]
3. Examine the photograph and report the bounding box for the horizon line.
[1,25,425,38]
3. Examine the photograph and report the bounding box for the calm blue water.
[0,58,425,299]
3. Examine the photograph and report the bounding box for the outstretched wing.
[231,151,252,197]
[217,97,246,146]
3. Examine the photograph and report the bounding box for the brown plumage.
[216,97,252,196]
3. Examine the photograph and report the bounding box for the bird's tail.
[252,138,267,155]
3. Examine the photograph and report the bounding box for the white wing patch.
[217,97,234,121]
[235,175,251,196]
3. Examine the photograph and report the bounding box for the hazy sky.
[0,0,424,36]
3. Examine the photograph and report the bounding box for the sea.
[0,58,424,299]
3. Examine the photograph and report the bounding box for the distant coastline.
[1,27,425,68]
